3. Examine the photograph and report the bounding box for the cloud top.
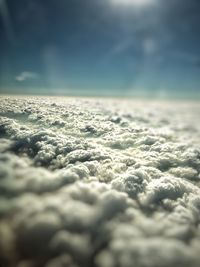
[0,96,200,267]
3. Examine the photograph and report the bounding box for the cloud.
[0,96,200,266]
[15,71,39,82]
[50,230,92,262]
[96,238,200,267]
[45,254,78,267]
[111,169,149,198]
[139,176,199,208]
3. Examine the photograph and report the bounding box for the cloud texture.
[0,96,200,267]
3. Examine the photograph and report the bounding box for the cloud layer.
[0,96,200,267]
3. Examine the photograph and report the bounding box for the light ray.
[0,0,15,43]
[111,0,156,6]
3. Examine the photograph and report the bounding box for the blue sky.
[0,0,200,98]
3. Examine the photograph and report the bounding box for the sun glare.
[111,0,155,6]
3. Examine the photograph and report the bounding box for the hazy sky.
[0,0,200,97]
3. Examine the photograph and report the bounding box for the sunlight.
[111,0,155,6]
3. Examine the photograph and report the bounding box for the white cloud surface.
[0,96,200,267]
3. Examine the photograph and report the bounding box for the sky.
[0,0,200,98]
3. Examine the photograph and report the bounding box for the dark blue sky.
[0,0,200,97]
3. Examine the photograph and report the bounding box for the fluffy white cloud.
[96,238,200,267]
[0,96,200,267]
